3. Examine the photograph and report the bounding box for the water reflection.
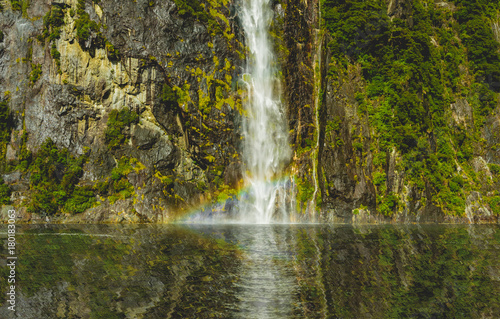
[0,224,499,318]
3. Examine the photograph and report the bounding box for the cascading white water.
[240,0,291,223]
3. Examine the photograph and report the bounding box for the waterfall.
[240,0,291,223]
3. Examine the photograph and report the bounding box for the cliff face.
[1,0,245,222]
[0,0,499,223]
[315,0,500,223]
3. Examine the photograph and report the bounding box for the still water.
[1,224,499,318]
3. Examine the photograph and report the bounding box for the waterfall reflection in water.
[1,224,499,318]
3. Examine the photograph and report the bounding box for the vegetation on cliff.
[0,0,498,221]
[27,139,95,215]
[320,0,499,218]
[105,109,139,151]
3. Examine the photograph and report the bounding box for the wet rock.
[472,156,493,182]
[465,192,493,223]
[484,116,500,164]
[2,171,21,184]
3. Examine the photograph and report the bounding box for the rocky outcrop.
[0,0,244,222]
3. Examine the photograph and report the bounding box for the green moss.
[215,185,237,203]
[0,100,14,172]
[64,186,95,213]
[173,0,222,35]
[489,164,500,175]
[487,196,500,215]
[105,41,120,62]
[297,177,314,204]
[105,109,139,150]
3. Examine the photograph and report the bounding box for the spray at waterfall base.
[176,175,320,223]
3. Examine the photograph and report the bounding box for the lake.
[1,224,499,318]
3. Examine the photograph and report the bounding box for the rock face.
[0,0,244,222]
[312,0,500,223]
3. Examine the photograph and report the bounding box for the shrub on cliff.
[75,0,105,51]
[42,5,65,41]
[105,109,139,150]
[161,84,179,108]
[64,186,95,214]
[0,178,11,205]
[27,139,94,215]
[10,0,21,11]
[0,100,13,144]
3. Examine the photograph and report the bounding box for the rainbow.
[173,176,296,224]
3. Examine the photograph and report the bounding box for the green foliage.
[77,0,85,13]
[10,0,21,11]
[94,157,143,204]
[0,100,13,144]
[161,84,179,108]
[323,0,390,62]
[29,63,42,85]
[325,117,341,133]
[0,178,11,205]
[39,4,66,74]
[0,30,4,42]
[107,157,138,204]
[50,42,62,74]
[297,177,314,204]
[173,0,222,34]
[489,164,500,175]
[322,0,500,215]
[75,0,105,50]
[0,100,14,174]
[105,41,120,62]
[174,0,206,20]
[372,171,386,186]
[453,1,500,90]
[488,196,500,215]
[64,186,95,214]
[75,13,99,43]
[42,5,65,41]
[378,192,399,216]
[105,109,139,150]
[16,130,32,171]
[27,139,94,215]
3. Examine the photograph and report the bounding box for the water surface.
[1,224,499,318]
